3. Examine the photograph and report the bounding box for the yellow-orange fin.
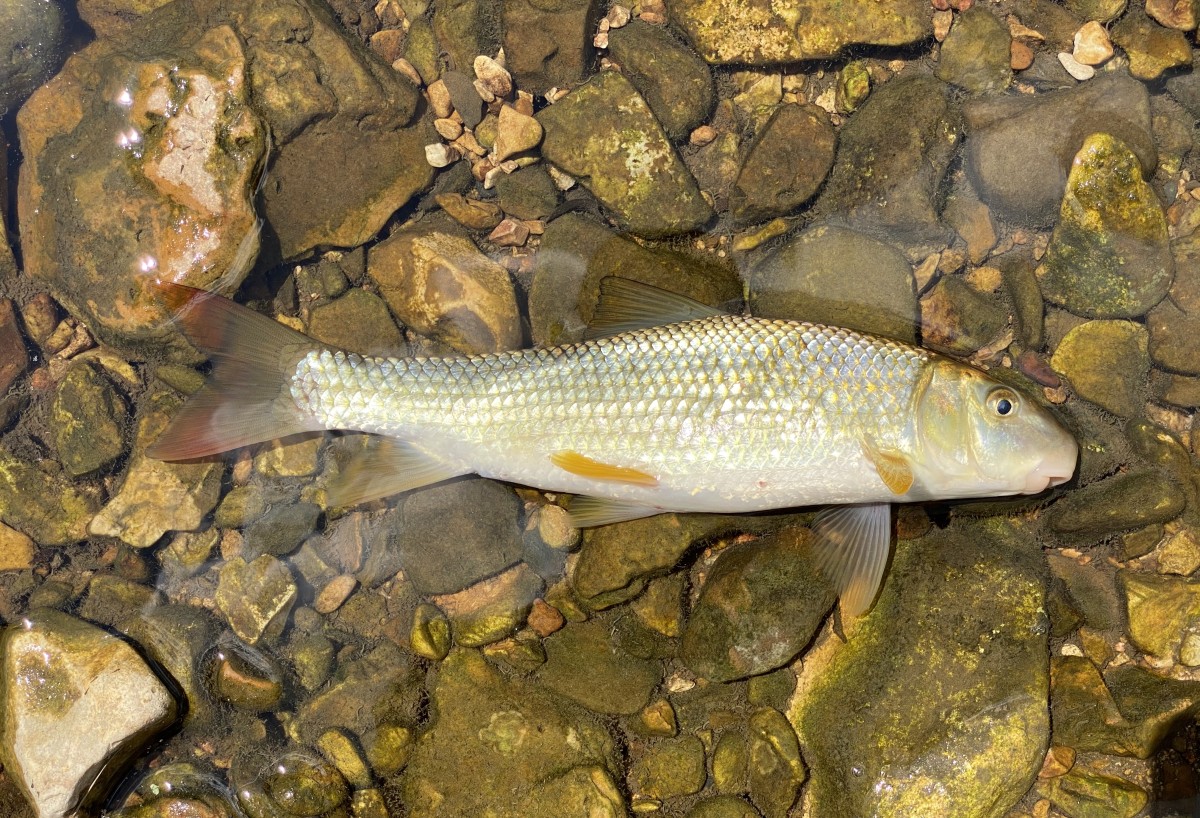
[810,502,893,617]
[550,451,659,487]
[860,441,915,496]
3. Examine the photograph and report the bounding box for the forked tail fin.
[146,281,325,460]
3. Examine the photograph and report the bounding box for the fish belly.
[293,315,929,512]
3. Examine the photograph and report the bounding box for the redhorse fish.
[149,277,1077,615]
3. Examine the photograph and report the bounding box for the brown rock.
[731,103,835,225]
[492,104,543,162]
[1111,10,1193,80]
[503,0,602,94]
[435,193,504,230]
[1073,21,1114,65]
[1146,0,1198,30]
[0,300,27,395]
[1011,40,1035,70]
[368,221,522,354]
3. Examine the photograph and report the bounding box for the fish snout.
[1023,444,1078,493]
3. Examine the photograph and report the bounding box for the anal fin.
[809,502,893,617]
[326,436,468,508]
[567,496,662,527]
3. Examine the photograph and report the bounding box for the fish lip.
[1024,451,1077,493]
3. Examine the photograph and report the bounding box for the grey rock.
[0,611,177,818]
[307,288,405,357]
[502,0,602,94]
[495,166,560,221]
[680,529,833,682]
[1045,470,1186,542]
[749,224,918,343]
[964,71,1155,226]
[793,519,1049,818]
[814,75,959,257]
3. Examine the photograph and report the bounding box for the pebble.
[0,521,34,572]
[1158,528,1200,576]
[527,598,565,636]
[314,574,358,614]
[1057,51,1095,80]
[1147,0,1197,29]
[426,79,453,118]
[474,55,512,100]
[1011,40,1035,70]
[491,104,543,162]
[433,117,463,140]
[424,142,459,167]
[933,9,953,41]
[1072,21,1113,65]
[435,192,504,230]
[215,555,298,644]
[487,217,530,246]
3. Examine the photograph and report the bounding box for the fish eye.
[987,388,1018,417]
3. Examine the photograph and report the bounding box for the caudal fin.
[147,281,324,460]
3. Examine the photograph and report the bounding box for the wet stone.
[792,520,1049,818]
[688,796,762,818]
[306,288,404,357]
[1121,570,1200,660]
[731,103,835,225]
[494,166,559,222]
[410,602,451,661]
[630,572,685,638]
[253,436,322,479]
[936,6,1013,93]
[50,363,129,476]
[1050,320,1149,416]
[631,735,707,800]
[264,752,349,816]
[369,220,522,355]
[607,20,716,141]
[920,275,1009,356]
[814,75,959,256]
[0,611,177,818]
[0,447,98,547]
[502,0,601,94]
[681,529,833,682]
[214,485,266,530]
[0,300,27,396]
[671,0,930,64]
[538,71,712,237]
[121,605,217,727]
[1046,471,1186,542]
[1047,554,1123,632]
[216,555,298,645]
[537,618,663,715]
[400,649,619,816]
[78,575,162,629]
[1037,133,1171,319]
[0,0,66,113]
[749,224,918,343]
[243,502,321,558]
[317,728,372,790]
[211,640,284,712]
[1111,10,1192,80]
[0,522,35,573]
[436,192,504,230]
[90,392,224,549]
[1158,528,1200,576]
[964,72,1154,226]
[396,479,524,594]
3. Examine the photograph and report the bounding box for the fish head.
[913,359,1078,499]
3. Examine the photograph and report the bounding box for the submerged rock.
[730,103,835,225]
[368,221,523,355]
[671,0,930,64]
[0,611,177,818]
[502,0,601,94]
[963,72,1154,226]
[935,6,1013,93]
[1036,133,1171,319]
[50,362,127,477]
[607,21,716,142]
[680,528,833,682]
[792,520,1049,818]
[539,71,713,237]
[536,618,662,715]
[0,448,98,547]
[401,649,619,816]
[814,75,959,257]
[1050,320,1149,416]
[528,213,740,346]
[1046,471,1186,542]
[0,0,66,115]
[749,224,918,343]
[1111,9,1193,80]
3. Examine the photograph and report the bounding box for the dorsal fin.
[584,277,728,341]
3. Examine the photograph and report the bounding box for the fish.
[148,277,1078,616]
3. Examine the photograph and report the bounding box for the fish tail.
[146,281,323,460]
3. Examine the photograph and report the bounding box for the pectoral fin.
[551,450,659,487]
[859,440,915,496]
[809,502,893,617]
[326,436,469,508]
[567,496,662,527]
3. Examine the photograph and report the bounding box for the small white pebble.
[606,4,631,28]
[424,142,459,168]
[1060,643,1084,657]
[1058,51,1095,81]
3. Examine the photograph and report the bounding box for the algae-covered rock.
[430,563,544,647]
[1111,9,1193,80]
[935,6,1012,93]
[529,213,741,346]
[792,520,1049,818]
[539,71,712,237]
[1038,766,1147,818]
[670,0,930,64]
[748,707,805,818]
[306,288,404,357]
[630,736,707,800]
[216,555,297,645]
[607,21,715,142]
[1045,471,1185,541]
[502,0,601,94]
[749,224,917,343]
[0,448,98,546]
[401,649,619,816]
[731,103,835,225]
[680,528,833,682]
[814,75,959,256]
[1120,570,1200,660]
[1036,133,1172,318]
[50,362,127,477]
[1050,320,1149,417]
[919,275,1009,356]
[537,618,663,715]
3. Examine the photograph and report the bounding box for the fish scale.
[291,314,930,507]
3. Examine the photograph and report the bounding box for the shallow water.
[1,1,1200,817]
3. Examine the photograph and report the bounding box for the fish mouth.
[1023,449,1078,493]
